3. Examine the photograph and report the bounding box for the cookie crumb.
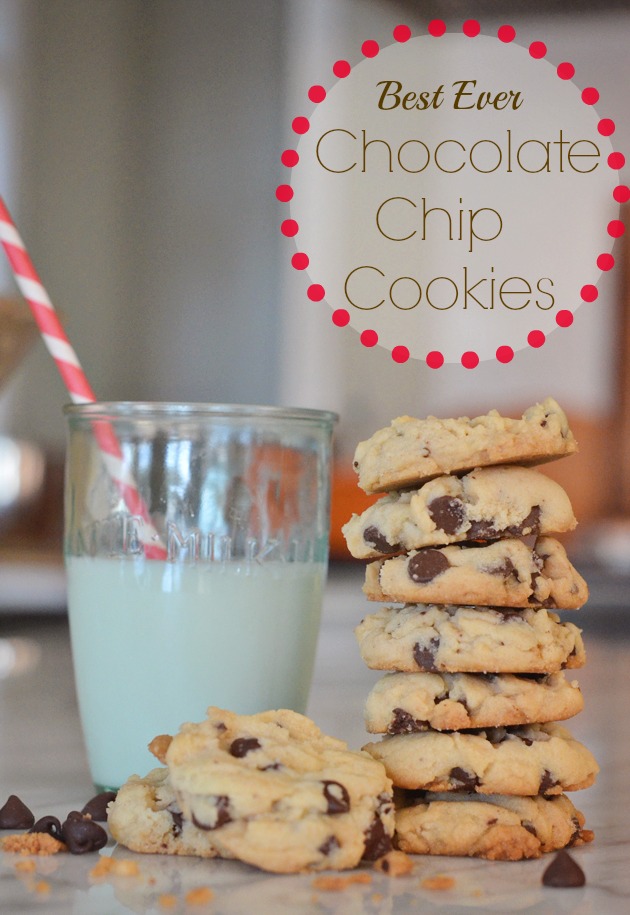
[158,894,178,909]
[312,873,372,891]
[14,859,37,873]
[89,857,114,879]
[421,874,456,891]
[185,886,214,905]
[373,850,413,876]
[34,880,51,894]
[1,833,66,855]
[149,734,173,763]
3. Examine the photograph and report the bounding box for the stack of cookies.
[342,397,598,861]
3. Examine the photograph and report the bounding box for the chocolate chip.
[61,812,107,854]
[192,796,231,831]
[449,767,480,790]
[29,816,62,839]
[362,815,392,860]
[413,637,439,672]
[388,708,428,735]
[408,550,450,583]
[490,557,519,580]
[229,737,261,758]
[539,770,559,795]
[81,791,117,822]
[523,822,537,837]
[427,496,465,535]
[0,795,35,829]
[510,506,541,536]
[318,835,340,856]
[363,525,401,555]
[322,781,350,814]
[467,519,499,540]
[168,806,183,836]
[542,849,585,887]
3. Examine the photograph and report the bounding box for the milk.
[66,556,325,790]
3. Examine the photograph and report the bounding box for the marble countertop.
[0,564,628,913]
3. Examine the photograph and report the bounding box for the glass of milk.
[63,402,337,791]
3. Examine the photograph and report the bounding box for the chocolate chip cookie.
[362,723,599,794]
[342,465,576,559]
[364,670,584,734]
[154,707,395,873]
[363,536,588,609]
[355,604,586,674]
[394,791,592,860]
[353,397,577,494]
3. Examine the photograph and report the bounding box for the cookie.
[394,791,592,860]
[362,723,599,794]
[108,767,221,859]
[363,536,588,609]
[163,707,395,873]
[364,670,584,734]
[355,604,586,674]
[342,465,576,559]
[353,397,577,493]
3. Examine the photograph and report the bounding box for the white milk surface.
[66,556,325,790]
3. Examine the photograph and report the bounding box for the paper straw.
[0,196,167,559]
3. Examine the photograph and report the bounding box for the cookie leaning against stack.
[343,397,597,861]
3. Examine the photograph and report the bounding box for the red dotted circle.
[392,345,410,364]
[360,329,378,347]
[393,24,411,42]
[332,309,350,327]
[496,345,514,364]
[281,219,299,237]
[497,25,516,43]
[332,60,351,78]
[281,149,299,168]
[614,185,630,203]
[463,20,481,38]
[428,20,446,37]
[461,351,480,369]
[597,253,614,271]
[608,220,625,238]
[581,87,599,105]
[556,62,575,80]
[307,284,325,302]
[581,284,598,302]
[556,310,574,328]
[308,85,326,103]
[275,184,293,202]
[362,40,379,58]
[528,330,546,348]
[529,41,546,59]
[291,252,309,270]
[426,351,444,369]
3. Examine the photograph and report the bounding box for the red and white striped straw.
[0,196,167,559]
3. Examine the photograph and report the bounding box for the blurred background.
[1,0,630,590]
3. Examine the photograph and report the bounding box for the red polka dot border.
[279,20,624,367]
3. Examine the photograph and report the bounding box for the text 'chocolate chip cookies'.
[344,397,597,860]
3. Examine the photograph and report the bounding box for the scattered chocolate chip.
[363,525,401,555]
[523,822,538,837]
[229,737,261,758]
[362,815,392,860]
[511,506,541,536]
[489,557,519,580]
[192,796,231,831]
[427,496,465,535]
[0,795,35,829]
[487,817,498,825]
[542,849,585,887]
[467,519,499,540]
[322,781,350,814]
[81,791,117,822]
[168,806,183,836]
[29,815,62,839]
[61,811,107,854]
[539,770,559,795]
[408,550,450,584]
[318,835,340,856]
[261,762,282,771]
[449,767,480,791]
[413,637,439,672]
[388,708,428,735]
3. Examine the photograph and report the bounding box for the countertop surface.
[0,563,628,914]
